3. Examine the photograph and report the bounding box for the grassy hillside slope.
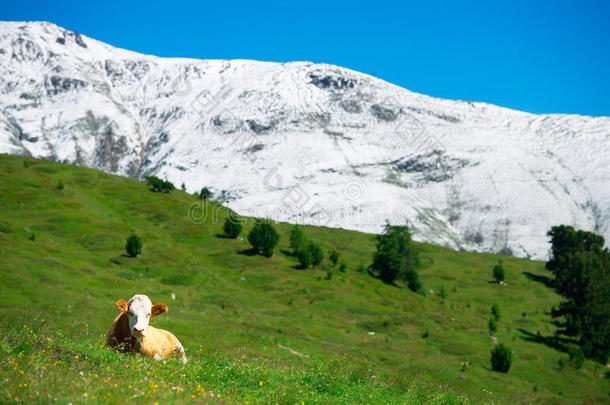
[0,154,607,404]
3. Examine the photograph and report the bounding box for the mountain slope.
[1,21,609,259]
[2,154,609,404]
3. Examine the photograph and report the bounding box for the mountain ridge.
[1,21,609,259]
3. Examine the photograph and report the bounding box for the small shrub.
[296,246,312,269]
[289,225,306,256]
[329,250,340,267]
[0,222,12,233]
[125,234,142,257]
[248,222,279,257]
[181,183,186,191]
[296,242,323,268]
[200,187,212,200]
[339,261,347,273]
[56,179,64,190]
[567,344,585,369]
[493,261,504,282]
[491,303,501,321]
[310,243,323,267]
[146,176,174,193]
[422,330,429,339]
[223,215,243,238]
[439,285,447,299]
[488,318,498,333]
[28,233,35,241]
[325,271,333,280]
[23,160,29,168]
[490,344,512,372]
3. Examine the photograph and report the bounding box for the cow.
[107,294,187,364]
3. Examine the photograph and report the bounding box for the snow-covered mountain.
[1,21,609,259]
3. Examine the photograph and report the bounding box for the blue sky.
[2,0,609,116]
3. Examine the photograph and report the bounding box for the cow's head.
[114,294,168,339]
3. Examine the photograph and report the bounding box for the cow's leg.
[175,342,187,364]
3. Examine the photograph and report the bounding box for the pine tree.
[547,225,610,363]
[125,234,142,257]
[248,222,279,257]
[223,215,243,238]
[370,223,420,291]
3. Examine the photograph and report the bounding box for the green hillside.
[0,154,607,404]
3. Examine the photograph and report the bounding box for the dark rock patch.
[339,99,362,113]
[69,31,87,48]
[370,104,398,121]
[11,38,44,62]
[244,143,264,154]
[45,76,87,96]
[406,106,460,123]
[246,119,273,134]
[309,72,356,91]
[393,152,470,182]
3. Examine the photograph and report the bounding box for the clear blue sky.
[2,0,609,116]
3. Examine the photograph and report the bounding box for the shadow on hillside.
[518,328,569,353]
[214,233,233,239]
[280,249,294,257]
[237,249,257,256]
[523,272,554,288]
[366,269,401,288]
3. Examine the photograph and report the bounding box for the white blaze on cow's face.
[124,294,169,338]
[128,294,152,338]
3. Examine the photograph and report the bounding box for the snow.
[1,21,609,260]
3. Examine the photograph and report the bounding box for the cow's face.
[115,294,168,339]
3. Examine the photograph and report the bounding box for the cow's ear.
[115,299,129,313]
[151,303,168,317]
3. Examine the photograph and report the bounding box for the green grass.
[0,154,608,404]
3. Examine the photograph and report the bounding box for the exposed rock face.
[1,21,609,259]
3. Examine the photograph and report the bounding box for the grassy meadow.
[0,154,608,403]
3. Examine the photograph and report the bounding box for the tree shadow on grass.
[214,233,233,239]
[367,269,401,288]
[280,249,294,257]
[518,328,570,353]
[523,272,554,288]
[237,249,257,256]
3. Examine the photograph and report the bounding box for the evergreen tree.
[493,261,504,282]
[296,245,312,269]
[491,303,501,321]
[223,215,243,238]
[200,187,212,200]
[329,250,340,267]
[310,242,324,267]
[546,225,610,363]
[146,176,175,193]
[488,318,498,333]
[248,222,279,257]
[289,225,306,256]
[490,344,512,373]
[125,234,142,257]
[370,223,420,291]
[296,242,324,269]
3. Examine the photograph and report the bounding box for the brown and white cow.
[107,294,187,363]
